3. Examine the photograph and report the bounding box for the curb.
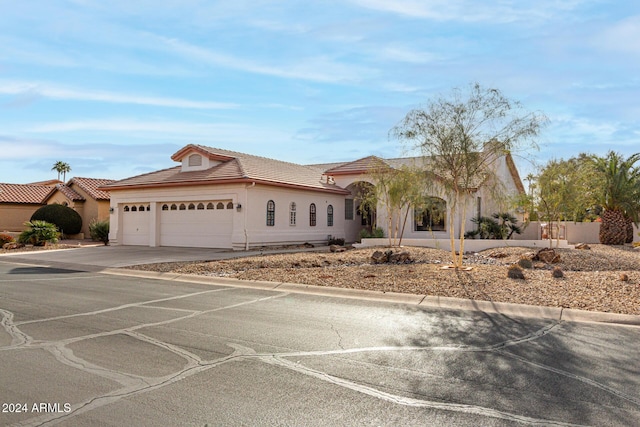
[104,268,640,327]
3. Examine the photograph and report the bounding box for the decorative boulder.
[535,248,561,264]
[330,244,346,253]
[574,243,591,250]
[388,251,412,264]
[371,250,388,264]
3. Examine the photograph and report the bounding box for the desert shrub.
[31,204,82,235]
[517,257,533,269]
[552,267,564,278]
[18,221,59,246]
[469,213,522,239]
[0,233,15,246]
[507,264,525,280]
[89,219,110,245]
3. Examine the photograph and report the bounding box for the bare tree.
[391,83,546,267]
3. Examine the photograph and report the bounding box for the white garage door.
[122,204,150,246]
[160,201,233,248]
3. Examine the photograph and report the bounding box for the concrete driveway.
[0,244,323,270]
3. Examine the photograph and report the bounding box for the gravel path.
[128,244,640,315]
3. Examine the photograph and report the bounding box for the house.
[0,178,114,236]
[101,144,525,249]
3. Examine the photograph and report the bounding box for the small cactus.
[552,267,564,278]
[507,264,525,280]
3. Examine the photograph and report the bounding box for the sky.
[1,0,639,184]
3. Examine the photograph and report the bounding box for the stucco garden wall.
[0,204,42,232]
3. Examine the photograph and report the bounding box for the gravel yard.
[129,244,640,315]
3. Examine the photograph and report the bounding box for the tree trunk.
[599,209,627,245]
[625,216,634,244]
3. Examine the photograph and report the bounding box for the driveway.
[0,244,324,270]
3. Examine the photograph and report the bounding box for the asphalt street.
[1,258,639,426]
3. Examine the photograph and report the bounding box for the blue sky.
[1,0,638,184]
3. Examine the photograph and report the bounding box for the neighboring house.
[101,144,525,249]
[46,178,115,237]
[0,178,114,236]
[0,183,57,232]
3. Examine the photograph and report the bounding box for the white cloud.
[594,15,640,54]
[0,80,237,109]
[159,36,369,84]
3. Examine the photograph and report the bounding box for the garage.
[121,204,150,245]
[159,200,233,248]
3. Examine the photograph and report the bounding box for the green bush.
[18,221,59,246]
[31,204,82,235]
[89,219,110,245]
[0,233,15,246]
[359,227,385,240]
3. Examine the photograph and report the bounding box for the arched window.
[179,203,186,210]
[170,204,178,211]
[216,202,224,209]
[207,202,214,210]
[139,205,145,212]
[309,203,316,226]
[197,203,205,210]
[124,205,130,212]
[188,203,195,210]
[266,200,275,226]
[289,202,296,226]
[226,202,234,209]
[131,206,138,212]
[146,205,150,211]
[414,197,446,231]
[327,205,334,227]
[162,204,169,211]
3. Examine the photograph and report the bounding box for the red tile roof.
[69,177,114,200]
[102,145,349,194]
[55,184,85,201]
[0,183,53,204]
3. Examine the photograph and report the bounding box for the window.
[207,202,214,210]
[289,202,296,226]
[139,205,146,212]
[188,203,195,210]
[170,204,178,211]
[188,154,202,167]
[266,200,275,226]
[197,203,205,210]
[309,203,316,226]
[146,205,150,211]
[162,204,169,211]
[327,205,334,226]
[227,202,234,209]
[345,199,354,220]
[124,205,130,212]
[216,202,225,209]
[414,197,446,231]
[179,203,186,210]
[131,206,138,212]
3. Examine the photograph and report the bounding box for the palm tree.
[590,151,640,245]
[52,161,72,181]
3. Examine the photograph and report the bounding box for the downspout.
[244,182,255,250]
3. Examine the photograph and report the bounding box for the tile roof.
[323,156,389,175]
[28,179,64,186]
[0,183,53,204]
[69,177,114,200]
[55,184,85,201]
[102,145,349,194]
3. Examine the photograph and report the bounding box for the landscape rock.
[488,251,508,258]
[575,243,591,250]
[620,273,629,282]
[2,242,24,250]
[330,244,346,253]
[388,251,412,264]
[371,250,389,264]
[535,248,561,264]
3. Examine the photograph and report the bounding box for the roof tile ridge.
[104,165,182,186]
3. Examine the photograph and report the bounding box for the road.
[1,258,639,426]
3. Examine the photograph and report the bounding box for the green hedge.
[31,204,82,235]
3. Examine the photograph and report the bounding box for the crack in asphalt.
[0,293,634,427]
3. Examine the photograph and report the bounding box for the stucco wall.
[108,183,346,249]
[0,204,43,232]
